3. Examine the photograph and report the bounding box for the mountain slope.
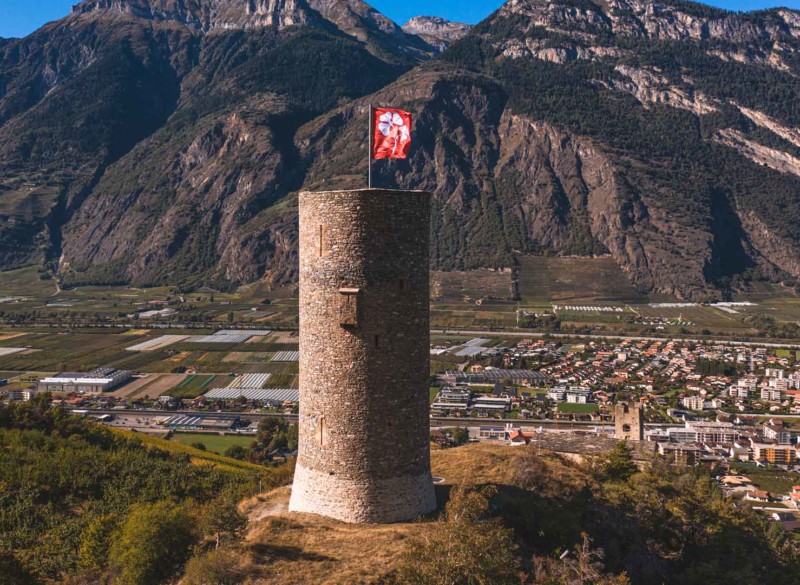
[297,0,800,299]
[2,0,800,299]
[0,0,430,287]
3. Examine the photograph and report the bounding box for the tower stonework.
[614,401,644,441]
[289,189,437,524]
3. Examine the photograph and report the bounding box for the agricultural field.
[729,463,800,495]
[168,374,219,398]
[629,304,758,335]
[432,270,513,301]
[0,265,56,297]
[0,328,300,378]
[117,374,188,400]
[518,256,649,304]
[431,300,518,329]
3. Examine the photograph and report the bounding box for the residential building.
[6,388,36,401]
[668,421,739,444]
[682,395,706,411]
[752,442,796,465]
[763,422,792,445]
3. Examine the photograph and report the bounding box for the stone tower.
[614,401,644,441]
[289,189,437,524]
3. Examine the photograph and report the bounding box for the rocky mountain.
[402,16,473,51]
[301,0,800,299]
[0,0,432,287]
[2,0,800,299]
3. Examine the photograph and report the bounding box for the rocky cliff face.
[71,0,318,30]
[402,16,472,51]
[2,0,800,298]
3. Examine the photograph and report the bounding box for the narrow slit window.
[316,416,328,447]
[318,225,325,257]
[374,334,381,349]
[399,278,408,291]
[339,288,360,326]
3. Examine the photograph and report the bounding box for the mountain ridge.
[2,0,800,299]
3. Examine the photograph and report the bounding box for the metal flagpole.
[368,104,373,189]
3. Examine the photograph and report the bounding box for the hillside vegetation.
[1,403,798,584]
[0,397,291,584]
[200,443,800,585]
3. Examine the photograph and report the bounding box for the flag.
[372,108,412,160]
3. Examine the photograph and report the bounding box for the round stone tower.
[289,189,436,524]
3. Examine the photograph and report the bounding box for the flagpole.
[368,104,373,189]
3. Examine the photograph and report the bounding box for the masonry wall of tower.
[614,401,644,441]
[289,189,437,524]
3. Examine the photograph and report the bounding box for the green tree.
[78,514,116,573]
[224,445,247,460]
[601,442,639,483]
[451,427,470,446]
[109,501,197,585]
[202,494,248,550]
[396,484,518,585]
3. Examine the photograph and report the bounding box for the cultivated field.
[432,270,513,301]
[518,256,648,304]
[109,374,187,399]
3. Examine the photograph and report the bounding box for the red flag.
[372,108,412,160]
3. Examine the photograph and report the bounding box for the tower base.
[289,464,437,524]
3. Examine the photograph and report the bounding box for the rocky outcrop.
[713,129,800,178]
[500,0,800,43]
[736,105,800,150]
[601,65,718,115]
[499,37,628,62]
[402,16,472,51]
[71,0,319,31]
[739,210,800,279]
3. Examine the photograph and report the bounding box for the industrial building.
[38,368,131,394]
[158,414,240,431]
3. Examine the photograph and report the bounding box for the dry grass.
[234,443,569,584]
[241,487,432,585]
[431,442,524,485]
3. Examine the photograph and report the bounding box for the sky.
[1,0,799,39]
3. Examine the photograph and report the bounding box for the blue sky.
[1,0,799,38]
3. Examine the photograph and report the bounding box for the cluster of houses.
[681,368,800,414]
[434,336,800,420]
[646,418,800,466]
